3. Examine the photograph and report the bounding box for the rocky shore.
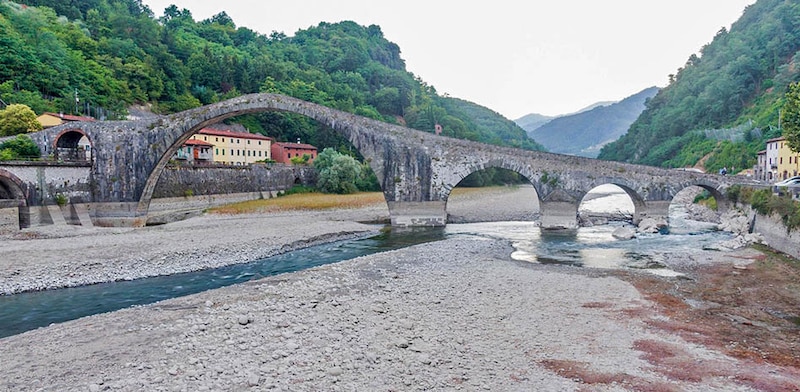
[0,187,797,391]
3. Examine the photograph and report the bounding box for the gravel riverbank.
[0,187,797,390]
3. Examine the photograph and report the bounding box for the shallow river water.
[0,207,730,339]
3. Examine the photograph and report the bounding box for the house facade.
[777,138,800,180]
[757,136,800,182]
[755,150,767,181]
[189,128,273,165]
[271,141,318,164]
[174,139,214,163]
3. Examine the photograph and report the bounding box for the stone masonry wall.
[753,211,800,259]
[152,164,315,198]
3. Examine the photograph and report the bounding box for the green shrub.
[54,193,67,207]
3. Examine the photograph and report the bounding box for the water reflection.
[445,221,730,277]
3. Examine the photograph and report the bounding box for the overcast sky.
[142,0,756,119]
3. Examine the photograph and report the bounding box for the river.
[0,186,729,339]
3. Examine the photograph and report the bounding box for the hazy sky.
[142,0,756,119]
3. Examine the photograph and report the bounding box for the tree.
[0,134,40,160]
[314,147,361,194]
[783,81,800,153]
[0,104,42,136]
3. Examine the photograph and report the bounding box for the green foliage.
[1,1,541,155]
[783,81,800,153]
[314,147,361,194]
[458,168,526,187]
[289,153,311,165]
[692,190,718,210]
[0,133,40,160]
[53,193,67,206]
[599,0,800,168]
[730,187,800,232]
[0,103,41,136]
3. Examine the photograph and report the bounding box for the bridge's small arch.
[578,184,640,226]
[445,166,540,223]
[0,169,28,230]
[668,185,724,233]
[53,129,92,162]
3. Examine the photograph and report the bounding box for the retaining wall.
[753,212,800,259]
[152,163,315,198]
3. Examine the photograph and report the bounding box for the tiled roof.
[197,128,273,141]
[273,142,317,150]
[42,112,96,122]
[184,139,214,147]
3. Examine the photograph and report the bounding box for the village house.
[188,127,273,165]
[271,141,318,164]
[173,138,214,164]
[753,136,800,182]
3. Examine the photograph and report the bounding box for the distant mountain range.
[515,87,659,157]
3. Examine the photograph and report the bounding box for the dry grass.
[208,192,386,214]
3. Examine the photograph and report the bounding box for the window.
[247,140,251,144]
[222,138,225,142]
[237,139,240,144]
[222,149,225,156]
[258,141,261,145]
[204,136,207,141]
[287,152,291,158]
[215,137,219,142]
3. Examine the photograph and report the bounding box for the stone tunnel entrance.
[54,130,92,162]
[0,171,27,231]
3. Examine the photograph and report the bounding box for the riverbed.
[0,186,797,390]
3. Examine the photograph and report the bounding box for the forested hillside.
[598,0,800,173]
[0,0,543,153]
[523,87,658,157]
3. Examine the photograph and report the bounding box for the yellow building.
[775,137,800,180]
[190,128,273,165]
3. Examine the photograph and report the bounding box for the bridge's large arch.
[136,94,399,221]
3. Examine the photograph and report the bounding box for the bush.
[0,134,40,161]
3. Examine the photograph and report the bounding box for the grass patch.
[209,192,385,214]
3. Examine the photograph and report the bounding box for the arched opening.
[54,130,92,162]
[577,184,637,226]
[445,167,539,223]
[143,110,384,225]
[0,171,27,230]
[669,185,722,234]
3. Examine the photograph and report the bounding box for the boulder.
[612,227,636,240]
[637,218,667,234]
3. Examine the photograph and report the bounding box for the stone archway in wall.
[53,129,92,162]
[0,169,28,230]
[443,163,541,223]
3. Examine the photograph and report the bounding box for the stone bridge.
[2,93,750,229]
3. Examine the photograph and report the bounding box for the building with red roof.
[271,141,318,164]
